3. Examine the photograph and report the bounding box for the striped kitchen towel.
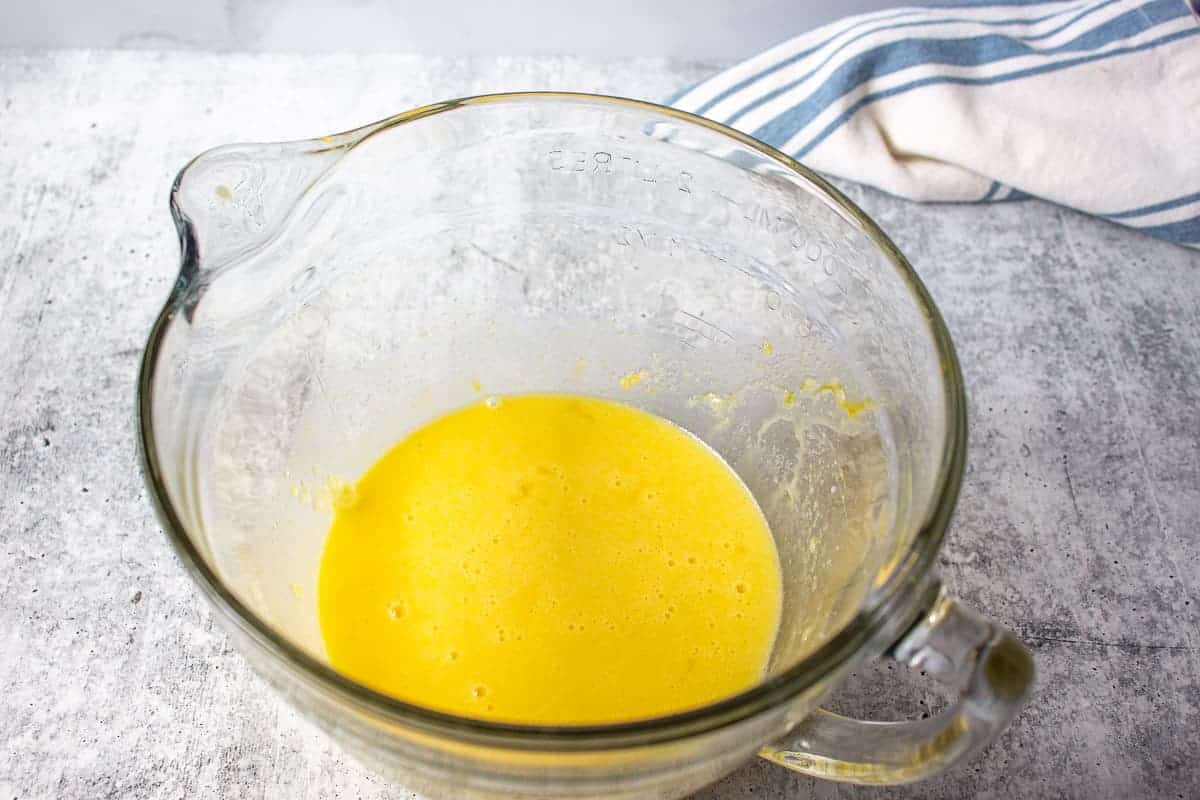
[671,0,1200,248]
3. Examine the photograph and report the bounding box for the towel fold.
[671,0,1200,247]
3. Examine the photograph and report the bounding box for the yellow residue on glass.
[292,476,358,512]
[798,379,874,418]
[289,582,305,600]
[690,391,737,417]
[619,370,646,390]
[328,478,357,510]
[761,339,774,355]
[782,389,796,407]
[471,378,483,393]
[214,184,232,200]
[573,357,588,378]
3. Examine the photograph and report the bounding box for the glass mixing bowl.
[139,92,1033,799]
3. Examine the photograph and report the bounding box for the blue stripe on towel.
[689,1,1097,116]
[980,180,1004,201]
[995,188,1033,202]
[736,0,1184,136]
[784,25,1199,158]
[1139,216,1200,243]
[1103,191,1200,219]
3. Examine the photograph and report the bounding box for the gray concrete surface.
[1,49,1198,799]
[1,0,898,59]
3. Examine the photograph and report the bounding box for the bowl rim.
[137,90,967,751]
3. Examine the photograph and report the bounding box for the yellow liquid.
[318,393,781,724]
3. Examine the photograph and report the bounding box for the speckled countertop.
[1,49,1198,800]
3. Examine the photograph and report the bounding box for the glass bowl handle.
[760,584,1034,785]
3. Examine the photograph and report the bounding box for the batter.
[318,393,781,724]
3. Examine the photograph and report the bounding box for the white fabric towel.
[671,0,1200,247]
